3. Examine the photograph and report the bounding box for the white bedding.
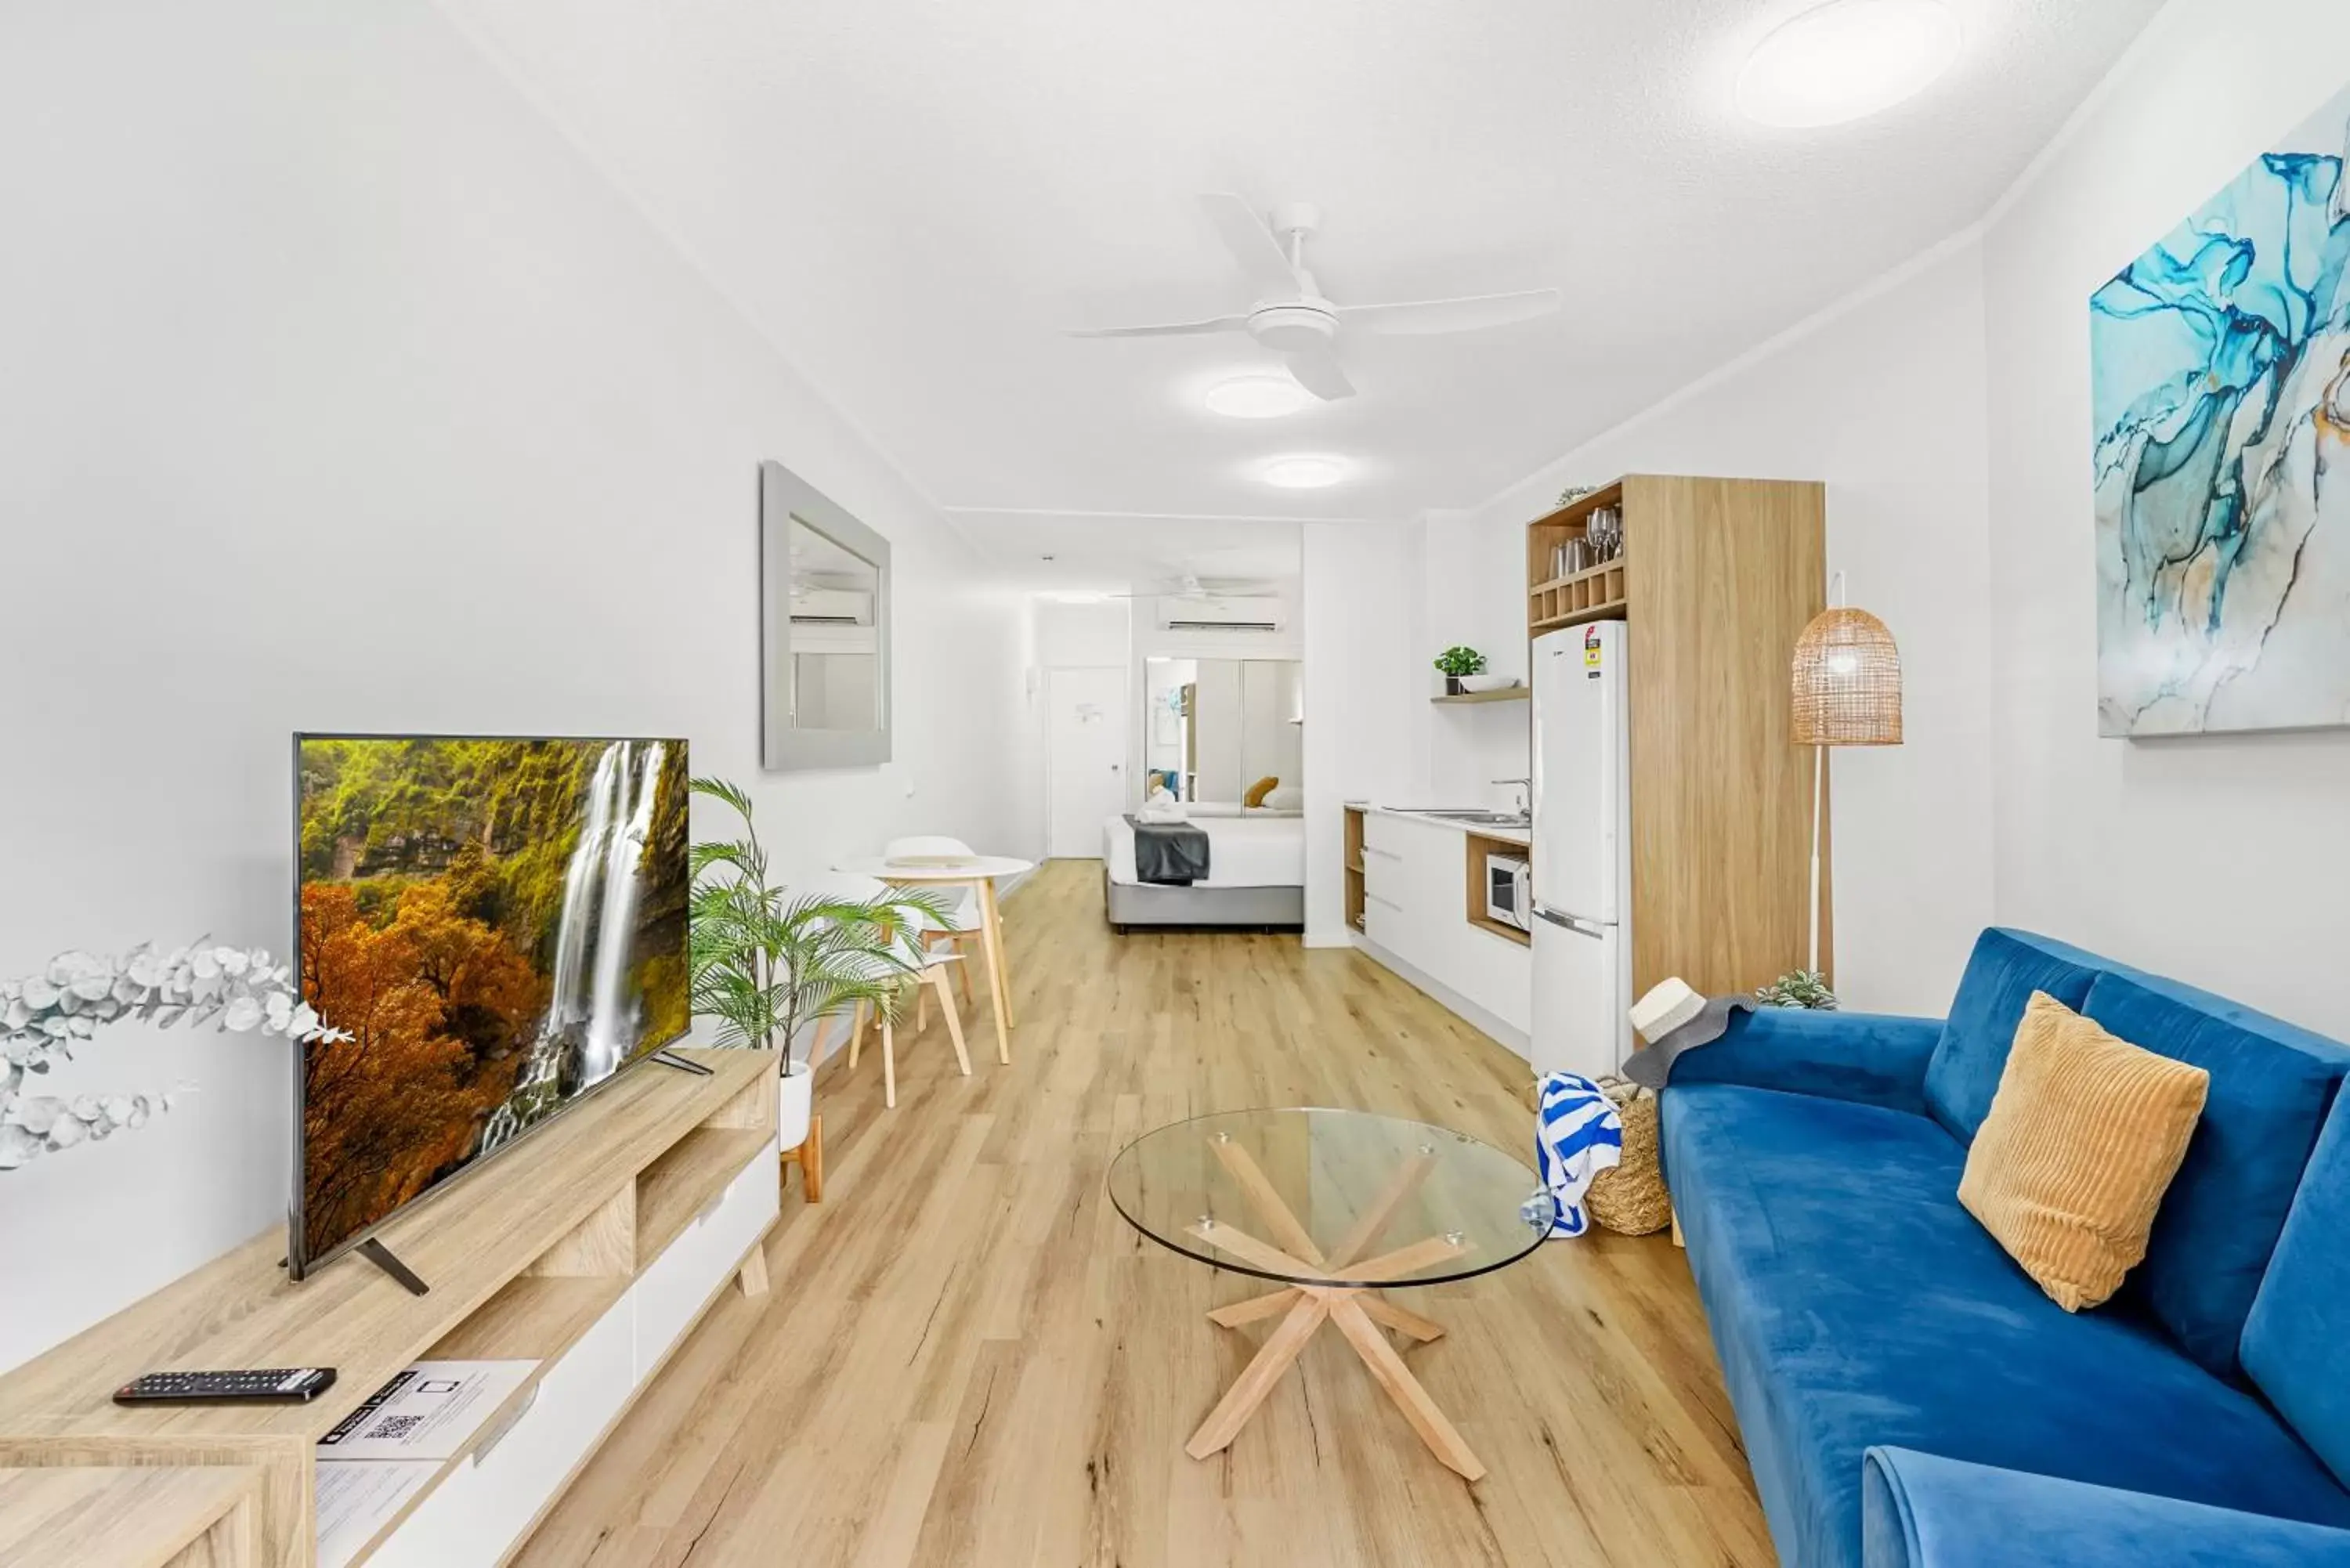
[1104,812,1306,888]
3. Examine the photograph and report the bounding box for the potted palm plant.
[687,779,947,1147]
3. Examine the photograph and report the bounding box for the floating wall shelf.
[1431,688,1529,705]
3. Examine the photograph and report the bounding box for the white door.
[1047,666,1129,859]
[1531,911,1625,1079]
[1531,622,1627,922]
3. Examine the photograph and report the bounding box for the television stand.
[356,1237,429,1296]
[0,1049,778,1568]
[649,1049,714,1077]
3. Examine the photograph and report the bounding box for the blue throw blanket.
[1535,1072,1624,1238]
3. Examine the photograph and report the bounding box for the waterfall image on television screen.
[291,735,689,1274]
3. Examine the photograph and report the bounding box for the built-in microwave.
[1484,854,1531,932]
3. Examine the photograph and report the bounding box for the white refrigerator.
[1530,621,1634,1079]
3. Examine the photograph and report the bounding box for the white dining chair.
[800,872,969,1110]
[882,834,986,1009]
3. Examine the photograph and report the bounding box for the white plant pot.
[777,1061,813,1151]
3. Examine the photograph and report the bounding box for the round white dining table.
[832,854,1033,1065]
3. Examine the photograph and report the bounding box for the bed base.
[1103,869,1304,932]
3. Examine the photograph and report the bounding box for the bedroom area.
[1017,526,1309,935]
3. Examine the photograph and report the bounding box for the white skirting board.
[1351,935,1531,1060]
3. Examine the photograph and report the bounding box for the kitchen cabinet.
[1350,808,1531,1043]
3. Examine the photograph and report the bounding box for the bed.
[1101,809,1305,930]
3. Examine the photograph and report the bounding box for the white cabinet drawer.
[369,1292,634,1568]
[634,1137,778,1375]
[1360,811,1414,860]
[1361,889,1407,952]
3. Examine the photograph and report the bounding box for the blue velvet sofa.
[1659,929,2350,1568]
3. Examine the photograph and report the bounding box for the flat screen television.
[290,733,690,1279]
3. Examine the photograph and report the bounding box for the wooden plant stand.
[779,1112,824,1203]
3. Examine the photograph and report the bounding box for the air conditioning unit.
[789,587,873,626]
[1159,594,1285,633]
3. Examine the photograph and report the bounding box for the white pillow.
[1264,786,1303,811]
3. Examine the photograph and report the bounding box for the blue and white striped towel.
[1535,1073,1624,1239]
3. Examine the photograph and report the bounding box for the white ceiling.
[447,0,2159,583]
[950,511,1300,597]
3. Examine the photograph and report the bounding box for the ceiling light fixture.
[1260,455,1349,490]
[1204,373,1318,420]
[1736,0,1960,128]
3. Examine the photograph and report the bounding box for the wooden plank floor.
[515,861,1771,1567]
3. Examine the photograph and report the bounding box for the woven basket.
[1587,1078,1672,1237]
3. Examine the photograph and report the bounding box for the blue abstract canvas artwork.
[2091,87,2350,735]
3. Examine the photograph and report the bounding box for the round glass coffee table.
[1107,1107,1556,1482]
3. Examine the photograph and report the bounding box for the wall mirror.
[760,460,892,769]
[1142,658,1303,807]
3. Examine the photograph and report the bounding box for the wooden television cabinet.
[0,1048,779,1568]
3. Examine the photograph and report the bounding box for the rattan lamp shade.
[1791,607,1903,746]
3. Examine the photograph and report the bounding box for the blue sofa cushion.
[1922,929,2101,1142]
[1862,1447,2350,1568]
[2245,1100,2350,1492]
[1661,1082,2350,1568]
[2083,970,2348,1378]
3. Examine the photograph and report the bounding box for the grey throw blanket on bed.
[1126,815,1210,885]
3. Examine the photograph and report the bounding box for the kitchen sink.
[1397,808,1531,829]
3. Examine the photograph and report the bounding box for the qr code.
[373,1413,425,1441]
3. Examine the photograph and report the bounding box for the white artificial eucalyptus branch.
[0,941,348,1172]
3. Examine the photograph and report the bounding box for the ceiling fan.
[1093,573,1279,601]
[1066,193,1562,402]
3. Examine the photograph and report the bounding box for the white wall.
[1421,242,1999,1016]
[0,0,1026,1371]
[1303,524,1422,945]
[1394,0,2350,1038]
[1980,0,2350,1038]
[1032,598,1131,668]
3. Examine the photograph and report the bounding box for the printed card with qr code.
[315,1360,540,1461]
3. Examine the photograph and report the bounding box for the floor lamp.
[1789,573,1903,977]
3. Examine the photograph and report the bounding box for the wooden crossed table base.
[1184,1137,1487,1482]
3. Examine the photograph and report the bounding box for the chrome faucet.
[1491,777,1531,816]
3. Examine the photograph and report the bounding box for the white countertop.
[1349,803,1531,847]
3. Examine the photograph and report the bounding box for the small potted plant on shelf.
[688,779,947,1150]
[1434,645,1488,695]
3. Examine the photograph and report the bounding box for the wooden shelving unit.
[1430,687,1528,705]
[1524,474,1831,997]
[1461,833,1531,948]
[1529,559,1629,631]
[1525,482,1629,637]
[0,1050,778,1568]
[1343,805,1367,934]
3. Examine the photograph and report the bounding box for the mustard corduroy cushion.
[1242,775,1280,808]
[1957,991,2210,1312]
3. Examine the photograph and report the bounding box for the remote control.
[113,1367,338,1406]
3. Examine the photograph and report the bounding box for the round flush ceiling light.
[1204,374,1318,420]
[1260,455,1349,490]
[1737,0,1960,128]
